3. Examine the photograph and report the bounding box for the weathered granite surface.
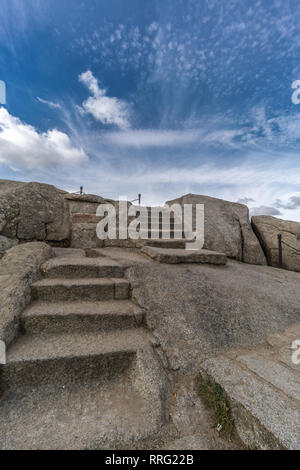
[200,323,300,449]
[0,235,18,259]
[0,180,70,243]
[0,242,53,345]
[252,215,300,272]
[0,181,119,256]
[126,259,300,373]
[166,194,266,266]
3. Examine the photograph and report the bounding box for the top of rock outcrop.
[0,180,69,242]
[166,193,266,265]
[252,215,300,272]
[64,193,107,204]
[0,180,26,195]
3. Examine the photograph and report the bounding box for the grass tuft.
[197,377,235,439]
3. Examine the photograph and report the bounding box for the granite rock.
[0,242,53,345]
[0,180,70,242]
[252,215,300,272]
[166,194,266,265]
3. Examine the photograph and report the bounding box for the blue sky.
[1,0,300,219]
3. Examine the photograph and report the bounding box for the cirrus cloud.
[103,129,200,147]
[37,96,62,109]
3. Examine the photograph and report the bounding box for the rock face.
[65,193,109,216]
[127,260,300,374]
[0,235,18,259]
[0,242,53,346]
[0,180,70,244]
[252,216,300,272]
[166,194,266,265]
[200,323,300,450]
[0,180,131,253]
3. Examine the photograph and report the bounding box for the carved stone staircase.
[0,250,167,450]
[70,206,190,249]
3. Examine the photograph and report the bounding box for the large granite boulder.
[0,180,70,243]
[252,216,300,272]
[0,235,18,259]
[0,242,53,345]
[166,194,266,265]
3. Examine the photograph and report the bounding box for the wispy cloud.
[78,70,130,129]
[103,129,199,147]
[53,151,299,220]
[101,105,300,149]
[37,96,61,109]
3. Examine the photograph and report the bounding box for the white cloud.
[103,129,200,147]
[0,107,87,169]
[79,70,130,129]
[37,97,61,109]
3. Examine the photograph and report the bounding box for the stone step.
[139,227,184,235]
[141,247,227,265]
[0,377,162,450]
[144,239,187,249]
[1,329,149,389]
[42,256,124,279]
[71,222,100,249]
[200,355,300,450]
[72,213,137,224]
[102,238,187,248]
[0,339,165,449]
[72,213,101,224]
[31,278,130,302]
[139,229,184,237]
[104,235,186,246]
[22,300,144,334]
[139,218,179,224]
[104,239,140,248]
[72,213,180,228]
[237,352,300,403]
[53,248,86,257]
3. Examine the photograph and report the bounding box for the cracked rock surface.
[252,215,300,272]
